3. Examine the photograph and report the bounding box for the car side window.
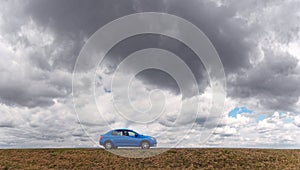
[122,130,129,136]
[128,131,136,137]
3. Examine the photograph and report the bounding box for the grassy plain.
[0,148,299,169]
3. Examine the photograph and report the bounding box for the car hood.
[138,135,153,139]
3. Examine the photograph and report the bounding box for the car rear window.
[112,130,122,136]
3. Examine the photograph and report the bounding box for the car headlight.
[151,137,156,141]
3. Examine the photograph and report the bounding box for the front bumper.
[150,140,157,147]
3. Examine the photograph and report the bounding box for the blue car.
[99,129,157,149]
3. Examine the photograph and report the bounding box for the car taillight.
[100,135,103,140]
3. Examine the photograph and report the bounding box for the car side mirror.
[135,134,138,137]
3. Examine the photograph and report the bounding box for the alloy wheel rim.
[143,142,149,148]
[106,143,112,149]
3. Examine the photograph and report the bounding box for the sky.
[0,0,300,149]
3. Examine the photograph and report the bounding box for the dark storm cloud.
[128,0,300,112]
[23,0,162,72]
[0,0,173,108]
[0,79,65,108]
[1,0,299,112]
[229,49,300,111]
[100,34,209,95]
[2,0,240,106]
[23,0,254,72]
[130,0,256,73]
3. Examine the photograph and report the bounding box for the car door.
[121,130,141,147]
[118,130,134,147]
[119,130,131,147]
[127,131,140,147]
[111,130,124,146]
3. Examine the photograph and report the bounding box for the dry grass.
[0,148,299,169]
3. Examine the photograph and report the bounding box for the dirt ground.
[0,148,299,169]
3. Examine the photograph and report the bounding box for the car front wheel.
[141,141,150,149]
[104,141,113,149]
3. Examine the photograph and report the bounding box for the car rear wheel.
[104,141,113,149]
[141,141,150,149]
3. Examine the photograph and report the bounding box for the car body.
[99,129,157,149]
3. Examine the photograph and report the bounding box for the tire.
[141,141,150,149]
[104,141,113,149]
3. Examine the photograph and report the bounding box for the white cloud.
[214,126,237,136]
[18,19,54,47]
[294,115,300,127]
[288,40,300,61]
[204,111,300,148]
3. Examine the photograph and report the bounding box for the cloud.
[0,0,299,149]
[189,110,300,148]
[3,0,299,111]
[229,49,300,112]
[0,7,73,107]
[214,125,238,137]
[294,115,300,127]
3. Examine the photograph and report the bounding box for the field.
[0,148,299,169]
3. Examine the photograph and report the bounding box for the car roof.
[113,128,133,131]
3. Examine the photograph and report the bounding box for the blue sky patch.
[228,107,253,118]
[283,117,294,123]
[256,114,267,122]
